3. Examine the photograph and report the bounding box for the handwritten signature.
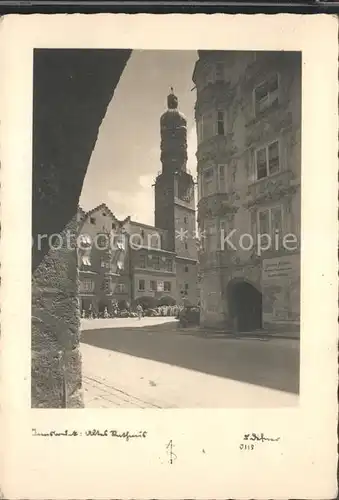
[32,428,147,441]
[243,433,280,442]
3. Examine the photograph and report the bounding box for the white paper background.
[0,13,338,499]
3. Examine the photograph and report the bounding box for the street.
[80,317,299,408]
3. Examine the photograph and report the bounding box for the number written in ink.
[239,443,255,451]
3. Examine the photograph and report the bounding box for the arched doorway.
[227,280,262,332]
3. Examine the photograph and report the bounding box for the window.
[217,111,225,135]
[150,280,157,291]
[206,222,218,252]
[206,67,215,85]
[138,279,145,291]
[116,283,125,294]
[202,112,214,141]
[100,258,111,269]
[185,265,188,272]
[219,219,228,249]
[185,283,189,290]
[82,278,94,292]
[255,141,280,180]
[139,254,146,268]
[113,234,125,251]
[185,243,188,250]
[90,217,96,225]
[164,281,171,292]
[102,278,111,292]
[97,234,107,248]
[271,205,283,236]
[202,168,214,197]
[153,256,160,270]
[254,75,279,115]
[184,216,187,224]
[112,223,116,230]
[102,212,107,216]
[149,233,161,249]
[218,164,226,192]
[197,118,203,143]
[166,259,173,272]
[257,205,283,241]
[215,62,224,82]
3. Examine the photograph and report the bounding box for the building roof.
[80,203,131,226]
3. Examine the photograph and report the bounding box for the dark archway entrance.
[227,280,262,332]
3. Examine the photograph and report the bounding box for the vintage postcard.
[0,13,338,499]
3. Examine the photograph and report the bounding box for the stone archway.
[227,279,262,333]
[32,49,131,408]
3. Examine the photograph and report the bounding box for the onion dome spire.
[160,87,187,174]
[167,86,178,110]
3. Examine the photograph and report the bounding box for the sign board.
[262,253,300,284]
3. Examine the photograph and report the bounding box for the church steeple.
[160,87,187,174]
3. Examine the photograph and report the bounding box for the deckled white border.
[0,14,338,499]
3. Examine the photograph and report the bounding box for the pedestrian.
[136,303,143,320]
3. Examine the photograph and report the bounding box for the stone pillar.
[32,217,82,407]
[31,49,131,408]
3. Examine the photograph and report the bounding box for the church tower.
[154,88,198,305]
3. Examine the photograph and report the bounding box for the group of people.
[81,303,186,320]
[136,304,184,319]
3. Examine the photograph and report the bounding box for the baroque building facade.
[193,51,301,332]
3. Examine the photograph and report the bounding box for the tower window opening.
[215,63,224,82]
[217,111,225,135]
[218,164,226,192]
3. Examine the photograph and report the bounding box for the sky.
[80,50,198,226]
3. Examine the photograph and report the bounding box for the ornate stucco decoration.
[245,170,299,209]
[197,133,237,164]
[194,83,235,118]
[245,111,293,146]
[198,192,239,224]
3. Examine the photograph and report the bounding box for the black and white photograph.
[32,48,301,409]
[2,13,337,500]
